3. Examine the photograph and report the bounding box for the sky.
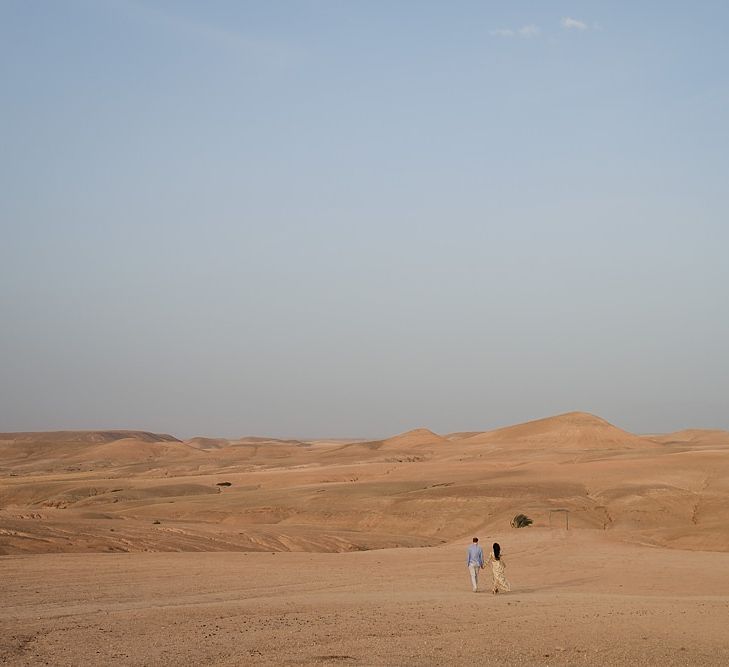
[2,1,728,438]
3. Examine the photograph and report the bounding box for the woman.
[488,542,511,594]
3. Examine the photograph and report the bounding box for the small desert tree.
[511,513,533,528]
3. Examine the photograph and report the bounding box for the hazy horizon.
[2,1,728,438]
[0,408,726,443]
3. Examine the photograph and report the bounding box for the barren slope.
[1,414,728,555]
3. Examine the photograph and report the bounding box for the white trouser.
[468,564,480,590]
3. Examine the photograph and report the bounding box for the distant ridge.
[444,431,483,440]
[235,436,304,445]
[0,430,188,471]
[0,430,181,444]
[461,411,659,450]
[317,428,446,459]
[184,437,230,450]
[651,429,729,447]
[381,428,446,448]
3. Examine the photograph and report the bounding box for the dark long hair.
[493,542,501,560]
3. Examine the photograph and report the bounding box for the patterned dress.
[488,552,511,592]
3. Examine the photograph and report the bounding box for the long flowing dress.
[488,553,511,592]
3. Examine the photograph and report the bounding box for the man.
[466,537,484,592]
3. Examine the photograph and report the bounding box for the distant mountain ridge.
[6,414,727,454]
[0,430,180,444]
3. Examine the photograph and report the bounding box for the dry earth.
[2,412,729,665]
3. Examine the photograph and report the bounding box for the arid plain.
[2,412,729,665]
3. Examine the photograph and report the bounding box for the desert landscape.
[6,3,729,665]
[2,412,729,665]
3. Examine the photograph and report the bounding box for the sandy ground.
[2,529,728,666]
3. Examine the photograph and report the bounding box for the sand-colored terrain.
[2,412,729,665]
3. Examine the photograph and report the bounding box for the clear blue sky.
[2,1,728,438]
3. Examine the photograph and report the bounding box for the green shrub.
[511,513,533,528]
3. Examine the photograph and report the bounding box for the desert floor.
[2,530,729,666]
[2,413,729,665]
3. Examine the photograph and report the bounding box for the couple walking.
[466,537,510,594]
